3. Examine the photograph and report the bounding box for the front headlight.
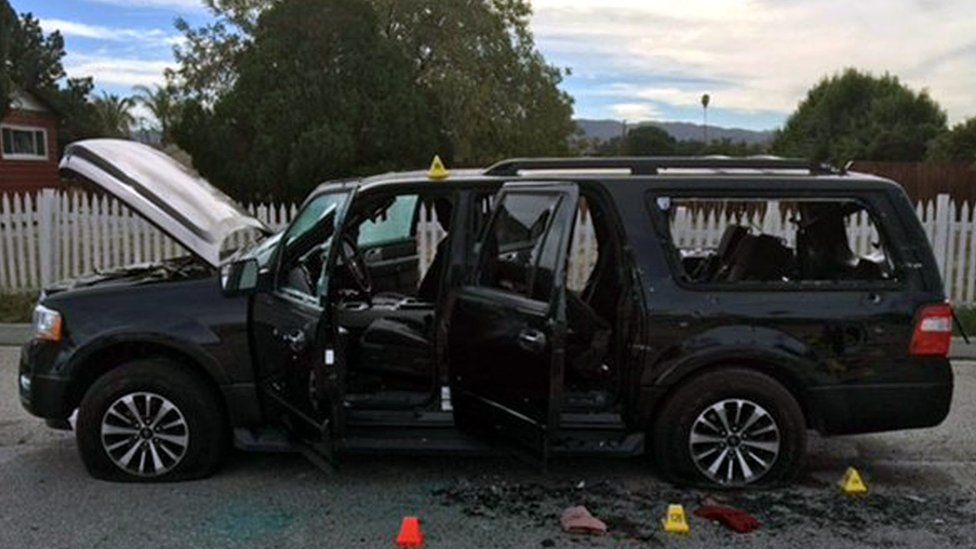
[32,304,63,342]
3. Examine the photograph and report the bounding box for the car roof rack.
[483,156,841,177]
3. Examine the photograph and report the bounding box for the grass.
[954,306,976,338]
[0,292,38,323]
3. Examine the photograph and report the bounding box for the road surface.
[1,347,973,547]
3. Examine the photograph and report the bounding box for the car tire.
[76,358,228,482]
[651,368,806,488]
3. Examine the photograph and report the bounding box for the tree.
[370,0,576,164]
[0,0,16,119]
[1,3,103,147]
[133,84,182,144]
[171,0,575,164]
[772,69,947,164]
[927,117,976,165]
[175,0,440,202]
[594,124,767,157]
[92,92,135,137]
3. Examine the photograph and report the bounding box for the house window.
[1,125,48,160]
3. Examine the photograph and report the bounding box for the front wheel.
[652,368,806,488]
[76,359,227,482]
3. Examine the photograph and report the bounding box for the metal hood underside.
[60,139,268,268]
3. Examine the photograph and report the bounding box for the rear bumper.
[807,381,953,435]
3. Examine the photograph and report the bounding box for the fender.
[64,326,230,387]
[643,324,820,389]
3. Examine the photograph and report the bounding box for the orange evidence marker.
[396,516,425,548]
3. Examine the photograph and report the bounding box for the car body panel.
[60,139,268,268]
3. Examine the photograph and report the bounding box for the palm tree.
[92,92,135,138]
[132,84,182,144]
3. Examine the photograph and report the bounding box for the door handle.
[364,248,382,262]
[283,329,307,353]
[518,329,547,353]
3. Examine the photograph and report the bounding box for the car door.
[250,191,352,460]
[447,182,578,459]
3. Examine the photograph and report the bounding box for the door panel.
[361,238,420,294]
[448,183,578,457]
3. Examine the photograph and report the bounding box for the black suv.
[20,140,953,487]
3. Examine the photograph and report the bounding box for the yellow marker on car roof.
[428,155,450,181]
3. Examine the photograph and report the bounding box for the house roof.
[5,87,64,118]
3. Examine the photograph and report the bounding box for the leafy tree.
[7,12,65,94]
[595,124,767,157]
[171,0,575,197]
[175,0,440,202]
[927,117,976,165]
[370,0,575,164]
[772,68,947,164]
[0,0,16,119]
[133,84,182,144]
[624,125,677,155]
[1,3,103,147]
[92,92,135,137]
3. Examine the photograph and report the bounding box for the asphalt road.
[1,347,974,548]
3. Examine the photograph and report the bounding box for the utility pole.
[619,119,627,155]
[701,94,710,146]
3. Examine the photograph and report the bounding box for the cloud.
[610,102,663,122]
[40,18,182,47]
[64,54,174,88]
[532,0,976,125]
[84,0,206,10]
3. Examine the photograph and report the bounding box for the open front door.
[448,182,578,459]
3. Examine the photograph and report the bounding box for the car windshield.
[285,192,350,248]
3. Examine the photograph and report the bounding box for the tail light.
[909,303,953,357]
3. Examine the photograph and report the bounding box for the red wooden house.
[0,88,62,194]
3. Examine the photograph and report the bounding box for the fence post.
[932,193,952,280]
[37,189,56,288]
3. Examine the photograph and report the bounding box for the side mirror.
[221,258,265,297]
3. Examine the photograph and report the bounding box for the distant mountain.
[576,119,774,146]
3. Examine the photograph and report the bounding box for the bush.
[0,292,37,323]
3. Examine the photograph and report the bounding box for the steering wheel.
[339,234,373,297]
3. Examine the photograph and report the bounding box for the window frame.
[274,191,351,305]
[474,190,567,303]
[647,190,907,292]
[1,124,48,161]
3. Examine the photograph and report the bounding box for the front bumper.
[19,340,72,420]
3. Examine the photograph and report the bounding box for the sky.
[12,0,976,131]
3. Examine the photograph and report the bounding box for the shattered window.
[655,197,897,285]
[478,192,563,298]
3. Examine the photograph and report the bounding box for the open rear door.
[447,182,578,460]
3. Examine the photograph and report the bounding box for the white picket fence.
[0,191,974,304]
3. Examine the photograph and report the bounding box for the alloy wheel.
[688,398,780,485]
[100,392,189,477]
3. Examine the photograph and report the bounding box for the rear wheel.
[76,359,227,482]
[652,368,806,488]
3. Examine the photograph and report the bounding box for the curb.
[1,324,975,359]
[0,324,30,346]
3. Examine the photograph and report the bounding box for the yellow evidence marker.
[428,155,450,181]
[840,467,868,496]
[663,504,691,534]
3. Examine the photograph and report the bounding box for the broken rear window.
[655,197,898,286]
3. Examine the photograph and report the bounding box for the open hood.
[60,139,269,268]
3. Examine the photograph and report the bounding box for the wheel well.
[66,342,228,421]
[651,359,816,430]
